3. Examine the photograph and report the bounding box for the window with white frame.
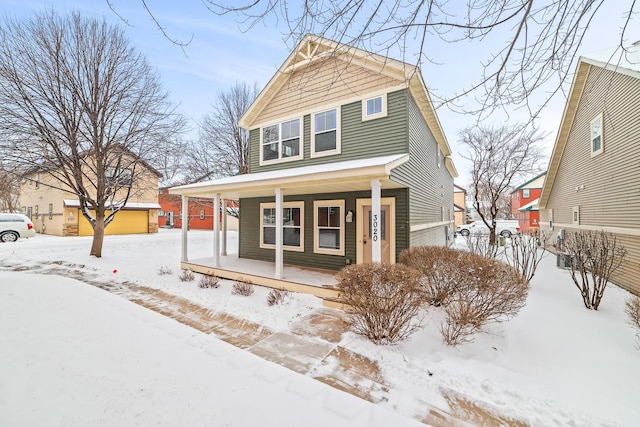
[312,108,340,156]
[548,208,554,229]
[590,113,603,156]
[522,189,530,199]
[314,200,345,255]
[260,201,304,251]
[261,118,302,164]
[362,94,387,121]
[572,206,580,225]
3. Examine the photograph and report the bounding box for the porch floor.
[181,255,341,302]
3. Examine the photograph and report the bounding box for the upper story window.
[590,113,603,157]
[105,167,132,187]
[311,107,341,157]
[522,189,530,199]
[362,93,387,121]
[261,118,302,164]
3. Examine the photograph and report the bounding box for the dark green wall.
[248,90,410,173]
[239,188,408,271]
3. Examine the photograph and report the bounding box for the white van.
[0,213,36,242]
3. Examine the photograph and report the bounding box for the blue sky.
[2,0,638,185]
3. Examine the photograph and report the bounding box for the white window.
[260,118,302,164]
[437,148,441,168]
[260,201,304,252]
[314,200,345,255]
[572,206,580,225]
[522,189,530,199]
[591,113,603,156]
[548,208,554,230]
[105,167,132,186]
[362,94,387,121]
[311,107,341,157]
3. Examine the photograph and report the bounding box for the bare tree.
[197,82,260,177]
[203,0,638,120]
[460,124,545,244]
[0,165,20,212]
[0,11,185,257]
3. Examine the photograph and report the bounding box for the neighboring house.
[453,184,467,229]
[19,151,161,237]
[510,172,546,234]
[170,35,458,290]
[158,187,239,230]
[538,41,640,296]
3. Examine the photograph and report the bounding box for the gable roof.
[239,34,456,178]
[511,171,547,193]
[539,41,640,208]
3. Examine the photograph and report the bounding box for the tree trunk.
[90,214,105,258]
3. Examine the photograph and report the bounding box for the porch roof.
[168,154,410,199]
[518,198,540,212]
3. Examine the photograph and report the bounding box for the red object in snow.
[113,269,117,274]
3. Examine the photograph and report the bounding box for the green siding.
[239,189,408,271]
[248,90,410,173]
[391,94,455,246]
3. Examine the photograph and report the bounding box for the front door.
[356,197,395,264]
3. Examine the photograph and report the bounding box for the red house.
[510,172,546,234]
[158,187,238,230]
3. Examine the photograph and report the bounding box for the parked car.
[0,213,36,242]
[456,220,521,238]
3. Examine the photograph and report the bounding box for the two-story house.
[538,41,640,296]
[19,150,161,236]
[453,184,468,229]
[170,35,457,296]
[511,172,546,234]
[158,187,239,230]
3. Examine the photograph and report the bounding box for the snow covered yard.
[0,229,638,426]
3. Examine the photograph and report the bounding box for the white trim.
[356,197,396,265]
[552,223,640,237]
[313,200,345,256]
[63,199,161,209]
[590,113,604,157]
[275,189,283,279]
[362,92,388,121]
[213,193,220,268]
[310,106,341,158]
[572,206,580,225]
[181,195,188,263]
[259,117,304,166]
[259,200,305,252]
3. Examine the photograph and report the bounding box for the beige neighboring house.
[453,184,467,229]
[19,152,161,237]
[538,41,640,295]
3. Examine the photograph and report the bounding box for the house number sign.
[372,213,379,242]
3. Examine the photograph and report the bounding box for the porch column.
[221,198,228,256]
[181,195,188,262]
[275,188,283,279]
[213,193,221,268]
[371,179,382,263]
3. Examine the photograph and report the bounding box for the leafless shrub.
[266,288,290,306]
[399,246,467,307]
[625,296,640,349]
[441,254,529,346]
[336,263,424,345]
[199,273,220,289]
[563,230,627,310]
[504,230,550,283]
[178,269,195,282]
[232,277,254,296]
[464,234,499,259]
[157,266,173,275]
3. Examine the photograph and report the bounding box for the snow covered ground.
[1,229,638,426]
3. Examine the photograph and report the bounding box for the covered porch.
[169,154,409,300]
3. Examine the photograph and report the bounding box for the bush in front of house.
[399,245,529,346]
[199,272,220,289]
[266,288,290,306]
[625,295,640,349]
[336,262,424,345]
[232,278,254,296]
[179,269,195,282]
[440,253,529,346]
[157,266,173,275]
